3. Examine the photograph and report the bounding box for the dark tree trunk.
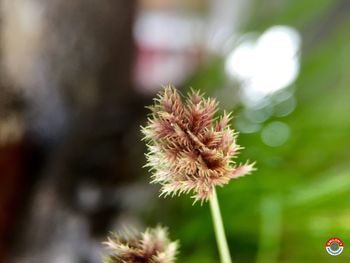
[0,1,146,262]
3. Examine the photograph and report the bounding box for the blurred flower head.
[142,85,255,203]
[104,226,178,263]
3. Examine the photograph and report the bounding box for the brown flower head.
[104,226,178,263]
[142,85,255,203]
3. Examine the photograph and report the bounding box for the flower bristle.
[104,226,178,263]
[142,85,255,203]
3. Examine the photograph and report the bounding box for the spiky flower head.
[103,226,178,263]
[142,85,255,203]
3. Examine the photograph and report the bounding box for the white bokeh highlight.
[226,26,301,107]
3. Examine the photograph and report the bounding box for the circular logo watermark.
[326,237,344,256]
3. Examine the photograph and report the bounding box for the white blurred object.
[261,121,290,147]
[134,11,205,93]
[206,0,251,54]
[226,26,301,107]
[135,11,204,51]
[1,0,45,90]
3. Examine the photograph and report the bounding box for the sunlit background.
[1,0,350,262]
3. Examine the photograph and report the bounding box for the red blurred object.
[0,142,25,262]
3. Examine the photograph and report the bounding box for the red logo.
[326,237,344,256]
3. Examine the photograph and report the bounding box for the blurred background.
[0,0,349,262]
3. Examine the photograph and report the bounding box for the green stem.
[209,187,233,263]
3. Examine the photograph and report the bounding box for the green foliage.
[149,0,350,263]
[154,1,350,262]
